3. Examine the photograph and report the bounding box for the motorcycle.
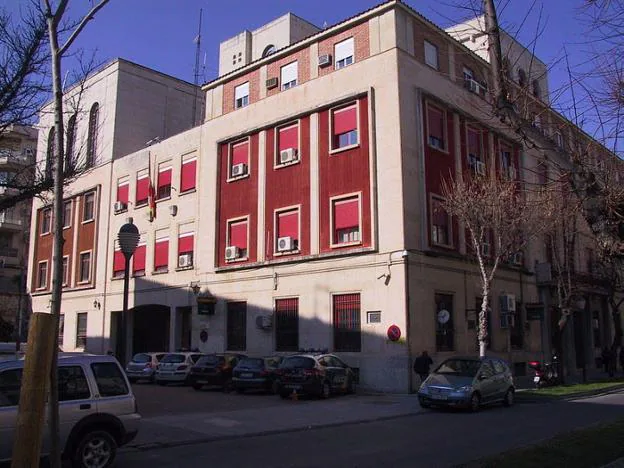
[528,359,561,388]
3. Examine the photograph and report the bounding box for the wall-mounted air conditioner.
[178,253,193,268]
[277,236,293,252]
[318,54,332,68]
[113,201,127,213]
[225,245,240,260]
[231,163,247,177]
[266,77,279,89]
[279,148,298,164]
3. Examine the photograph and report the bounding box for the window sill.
[431,242,455,250]
[425,63,439,71]
[274,159,300,170]
[152,269,169,275]
[63,225,72,230]
[234,103,249,110]
[175,265,194,272]
[225,257,249,264]
[132,271,145,278]
[273,250,300,257]
[111,275,125,281]
[77,280,91,285]
[136,202,148,208]
[329,143,360,156]
[35,287,47,292]
[330,240,362,249]
[81,219,95,225]
[156,196,171,203]
[40,231,51,237]
[113,209,128,215]
[227,173,250,183]
[180,188,196,196]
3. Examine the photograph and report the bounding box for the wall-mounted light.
[190,281,201,296]
[170,205,178,217]
[93,300,101,310]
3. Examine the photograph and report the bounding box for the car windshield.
[238,358,264,368]
[280,356,315,369]
[433,359,481,377]
[131,353,151,363]
[161,354,185,363]
[197,355,224,366]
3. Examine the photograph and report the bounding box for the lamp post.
[117,219,140,367]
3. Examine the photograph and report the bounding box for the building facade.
[28,1,617,392]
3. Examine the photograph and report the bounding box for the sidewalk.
[125,393,423,451]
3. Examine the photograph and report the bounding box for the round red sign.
[387,325,401,341]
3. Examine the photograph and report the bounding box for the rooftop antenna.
[192,8,203,127]
[322,21,328,29]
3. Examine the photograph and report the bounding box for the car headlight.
[419,385,429,394]
[454,385,472,393]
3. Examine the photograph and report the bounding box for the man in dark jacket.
[413,351,433,383]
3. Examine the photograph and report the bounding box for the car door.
[326,357,348,391]
[0,367,22,462]
[491,359,509,400]
[89,361,135,418]
[476,361,497,403]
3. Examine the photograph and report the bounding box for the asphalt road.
[117,392,624,468]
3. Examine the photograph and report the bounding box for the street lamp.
[117,219,140,366]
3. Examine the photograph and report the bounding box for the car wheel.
[270,380,279,395]
[279,391,291,399]
[72,430,117,468]
[469,392,481,412]
[192,383,203,391]
[223,378,233,393]
[503,388,514,407]
[320,381,331,399]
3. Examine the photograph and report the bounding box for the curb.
[516,384,624,403]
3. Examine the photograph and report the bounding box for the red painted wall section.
[318,97,371,253]
[75,191,98,287]
[222,69,261,115]
[264,117,311,260]
[62,198,75,287]
[217,133,259,267]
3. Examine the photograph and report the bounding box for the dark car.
[232,356,283,394]
[276,354,356,399]
[417,357,515,412]
[188,353,247,391]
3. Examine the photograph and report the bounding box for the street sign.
[387,325,401,341]
[525,303,545,321]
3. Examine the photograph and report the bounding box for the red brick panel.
[318,22,370,77]
[266,47,311,98]
[74,191,98,287]
[222,70,261,115]
[413,24,450,77]
[62,197,76,287]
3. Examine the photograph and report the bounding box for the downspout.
[403,250,412,393]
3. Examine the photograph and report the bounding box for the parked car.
[154,352,203,386]
[188,353,247,391]
[0,353,140,467]
[417,356,515,412]
[125,352,166,383]
[276,353,356,399]
[232,356,283,394]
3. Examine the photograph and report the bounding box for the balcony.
[0,149,32,167]
[0,247,19,268]
[0,213,22,231]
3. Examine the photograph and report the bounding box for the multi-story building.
[28,1,617,392]
[0,124,37,340]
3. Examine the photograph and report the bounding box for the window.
[280,61,298,90]
[180,156,197,192]
[113,248,125,278]
[333,293,361,352]
[76,313,87,348]
[0,368,23,407]
[517,68,527,87]
[467,127,483,172]
[275,208,299,253]
[65,113,77,172]
[262,44,276,57]
[424,40,439,69]
[227,301,247,351]
[276,123,299,166]
[154,237,169,272]
[435,294,454,351]
[229,140,249,179]
[37,261,48,289]
[275,298,299,351]
[426,104,446,150]
[59,314,64,346]
[234,82,249,109]
[462,66,474,82]
[82,192,95,222]
[86,103,99,168]
[136,172,149,206]
[226,218,248,259]
[554,132,564,148]
[532,79,541,98]
[91,362,129,397]
[41,208,52,234]
[62,256,69,286]
[62,201,72,228]
[178,232,194,268]
[331,104,358,150]
[58,366,90,401]
[331,195,360,246]
[431,196,451,246]
[46,127,55,180]
[79,252,91,283]
[133,243,146,276]
[334,37,354,69]
[117,177,129,204]
[157,165,172,200]
[500,145,514,179]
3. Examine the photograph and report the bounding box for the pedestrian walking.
[413,350,433,384]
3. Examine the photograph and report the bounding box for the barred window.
[333,293,361,352]
[275,298,299,351]
[227,302,247,351]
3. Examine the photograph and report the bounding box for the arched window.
[517,68,527,87]
[262,44,276,58]
[532,79,541,99]
[86,103,99,168]
[65,113,76,173]
[46,127,55,180]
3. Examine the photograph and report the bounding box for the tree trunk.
[479,281,490,358]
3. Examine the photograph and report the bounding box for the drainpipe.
[402,250,412,393]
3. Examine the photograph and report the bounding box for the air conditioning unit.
[225,245,240,261]
[178,253,193,268]
[255,315,273,330]
[231,163,247,177]
[277,236,293,252]
[318,54,332,67]
[465,78,482,95]
[475,161,486,176]
[113,201,127,213]
[266,77,279,89]
[279,148,298,164]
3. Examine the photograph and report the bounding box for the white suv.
[0,353,141,467]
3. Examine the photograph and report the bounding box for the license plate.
[241,373,253,378]
[196,380,208,384]
[533,376,540,383]
[430,394,448,400]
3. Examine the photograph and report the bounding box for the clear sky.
[2,1,593,122]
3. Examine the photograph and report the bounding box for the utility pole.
[192,8,203,127]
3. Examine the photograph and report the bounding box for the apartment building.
[28,1,616,392]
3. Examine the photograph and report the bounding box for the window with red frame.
[333,293,361,352]
[157,165,172,199]
[180,157,197,192]
[136,173,149,206]
[178,232,194,268]
[117,178,129,204]
[427,105,445,150]
[431,197,450,246]
[275,298,299,351]
[276,123,299,165]
[133,243,146,276]
[467,127,483,172]
[154,237,169,272]
[276,209,299,252]
[230,140,249,178]
[37,261,48,289]
[227,219,248,259]
[332,196,360,245]
[331,104,358,150]
[113,249,125,278]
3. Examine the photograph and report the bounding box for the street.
[117,385,624,467]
